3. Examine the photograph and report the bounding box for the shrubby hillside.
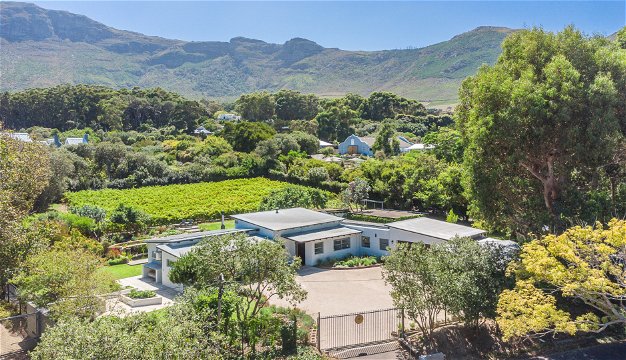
[0,2,513,104]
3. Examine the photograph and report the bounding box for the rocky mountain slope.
[0,2,515,104]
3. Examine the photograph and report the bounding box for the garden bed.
[120,289,162,307]
[317,255,381,269]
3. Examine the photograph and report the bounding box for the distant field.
[65,178,326,224]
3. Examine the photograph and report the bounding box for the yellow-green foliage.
[64,178,322,224]
[497,219,626,340]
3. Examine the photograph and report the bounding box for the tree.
[315,105,356,142]
[383,242,444,339]
[423,127,464,163]
[222,121,276,152]
[259,186,328,210]
[235,91,275,121]
[11,245,116,319]
[109,204,151,234]
[31,306,226,359]
[497,219,626,340]
[383,238,511,338]
[274,90,319,121]
[457,27,626,234]
[372,121,399,156]
[0,134,51,290]
[169,232,306,356]
[340,178,370,211]
[34,149,75,212]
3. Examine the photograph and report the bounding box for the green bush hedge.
[128,289,156,299]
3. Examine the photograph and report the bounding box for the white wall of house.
[303,233,361,266]
[343,223,392,257]
[161,251,183,290]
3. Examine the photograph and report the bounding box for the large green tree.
[0,134,51,289]
[169,232,306,356]
[458,27,626,233]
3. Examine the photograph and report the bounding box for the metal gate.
[317,308,404,352]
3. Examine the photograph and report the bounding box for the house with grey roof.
[338,135,374,156]
[1,132,33,142]
[143,229,251,289]
[64,134,89,146]
[143,207,503,290]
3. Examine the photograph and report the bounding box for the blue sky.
[33,1,626,51]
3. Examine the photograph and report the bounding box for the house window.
[379,238,389,251]
[361,236,371,248]
[314,242,324,255]
[166,259,176,267]
[333,238,351,251]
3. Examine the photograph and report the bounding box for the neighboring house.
[193,126,213,135]
[1,132,32,142]
[217,113,241,121]
[64,134,89,145]
[338,135,374,156]
[338,135,415,156]
[319,140,333,148]
[406,143,435,151]
[397,136,414,152]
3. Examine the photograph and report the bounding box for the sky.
[32,1,626,51]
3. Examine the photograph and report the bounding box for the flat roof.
[286,226,361,243]
[231,208,342,231]
[157,235,268,258]
[387,217,486,240]
[157,243,195,258]
[144,229,247,244]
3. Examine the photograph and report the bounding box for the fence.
[1,285,50,359]
[317,307,404,353]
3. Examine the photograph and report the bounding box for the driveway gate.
[317,308,404,352]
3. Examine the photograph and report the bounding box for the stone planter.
[120,289,162,307]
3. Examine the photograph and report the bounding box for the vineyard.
[64,178,329,224]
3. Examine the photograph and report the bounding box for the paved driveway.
[272,266,394,316]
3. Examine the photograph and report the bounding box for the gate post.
[401,308,405,338]
[316,312,321,351]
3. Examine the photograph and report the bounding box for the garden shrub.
[128,289,156,299]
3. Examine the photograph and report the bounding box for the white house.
[405,143,435,152]
[217,113,241,121]
[143,229,250,289]
[64,134,89,145]
[193,126,213,135]
[1,132,33,142]
[143,208,496,290]
[232,208,363,266]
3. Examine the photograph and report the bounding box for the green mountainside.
[0,2,514,104]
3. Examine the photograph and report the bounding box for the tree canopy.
[497,219,626,340]
[458,27,626,234]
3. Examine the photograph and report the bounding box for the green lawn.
[198,219,235,231]
[100,263,143,280]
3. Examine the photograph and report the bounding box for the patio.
[104,276,180,315]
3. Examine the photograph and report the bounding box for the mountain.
[0,2,515,105]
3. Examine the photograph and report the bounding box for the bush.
[128,289,156,299]
[107,257,129,266]
[333,256,378,268]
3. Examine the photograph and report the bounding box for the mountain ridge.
[1,1,516,104]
